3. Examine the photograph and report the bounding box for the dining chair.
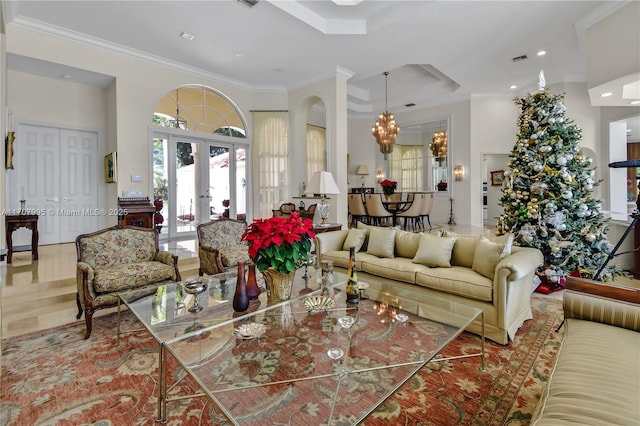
[420,193,435,230]
[396,193,425,231]
[347,194,368,227]
[364,193,393,226]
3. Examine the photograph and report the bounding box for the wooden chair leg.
[83,309,94,339]
[76,293,83,319]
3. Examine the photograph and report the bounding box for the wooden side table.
[313,223,342,234]
[5,214,39,263]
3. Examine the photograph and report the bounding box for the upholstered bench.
[75,225,180,338]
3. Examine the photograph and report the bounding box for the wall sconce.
[376,169,385,183]
[454,165,464,181]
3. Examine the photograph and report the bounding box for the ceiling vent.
[404,103,416,107]
[238,0,259,6]
[512,54,528,62]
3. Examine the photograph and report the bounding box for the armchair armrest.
[564,276,640,332]
[154,250,181,281]
[198,245,225,275]
[76,261,95,310]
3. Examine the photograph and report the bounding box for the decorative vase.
[262,267,296,301]
[246,263,261,300]
[233,261,250,312]
[384,193,393,201]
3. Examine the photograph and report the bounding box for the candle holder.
[20,199,26,214]
[448,196,456,225]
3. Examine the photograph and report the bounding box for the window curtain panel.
[389,145,423,192]
[306,125,326,183]
[253,111,288,218]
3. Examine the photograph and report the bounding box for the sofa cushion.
[322,250,379,270]
[412,233,455,268]
[93,261,177,293]
[367,227,397,258]
[395,229,422,258]
[442,230,479,268]
[415,266,493,302]
[472,237,505,280]
[342,228,368,252]
[531,318,640,425]
[361,257,424,284]
[219,244,251,267]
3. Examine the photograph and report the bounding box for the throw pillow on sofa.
[395,229,422,258]
[342,228,368,252]
[412,233,456,267]
[367,227,397,258]
[472,237,506,279]
[442,230,478,268]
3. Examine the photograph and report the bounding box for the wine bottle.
[345,246,359,304]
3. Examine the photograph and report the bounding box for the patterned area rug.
[0,295,563,426]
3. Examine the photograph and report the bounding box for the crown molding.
[9,16,289,94]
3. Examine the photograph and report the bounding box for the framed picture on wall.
[104,152,117,183]
[490,170,504,186]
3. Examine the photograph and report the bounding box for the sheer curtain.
[389,145,424,192]
[306,125,326,183]
[253,111,288,218]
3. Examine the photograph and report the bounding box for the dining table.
[382,199,413,227]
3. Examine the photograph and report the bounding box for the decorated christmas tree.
[498,73,621,287]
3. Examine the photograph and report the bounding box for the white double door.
[13,123,101,245]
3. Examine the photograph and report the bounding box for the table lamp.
[355,164,369,188]
[306,171,340,225]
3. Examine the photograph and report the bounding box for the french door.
[152,132,247,241]
[12,123,100,245]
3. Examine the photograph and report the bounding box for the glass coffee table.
[117,266,328,421]
[145,276,485,425]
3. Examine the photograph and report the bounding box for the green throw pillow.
[342,228,368,252]
[412,233,455,267]
[366,227,397,258]
[472,237,505,279]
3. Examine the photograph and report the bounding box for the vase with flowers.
[380,179,398,200]
[241,212,315,300]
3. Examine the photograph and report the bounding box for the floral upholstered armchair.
[75,225,180,339]
[197,218,251,276]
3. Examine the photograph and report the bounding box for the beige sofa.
[315,223,543,344]
[530,276,640,425]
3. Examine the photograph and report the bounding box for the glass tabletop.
[119,265,332,344]
[164,280,483,425]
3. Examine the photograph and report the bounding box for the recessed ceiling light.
[510,85,518,90]
[601,92,613,98]
[537,50,546,56]
[631,100,640,105]
[235,53,243,58]
[62,74,71,80]
[180,32,195,41]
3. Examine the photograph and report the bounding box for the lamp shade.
[306,171,340,195]
[355,165,369,176]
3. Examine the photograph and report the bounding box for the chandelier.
[169,88,187,129]
[372,72,399,157]
[430,130,447,161]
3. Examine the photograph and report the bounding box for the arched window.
[154,85,246,136]
[151,85,248,240]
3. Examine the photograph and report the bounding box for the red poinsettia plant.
[380,179,398,196]
[241,212,315,275]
